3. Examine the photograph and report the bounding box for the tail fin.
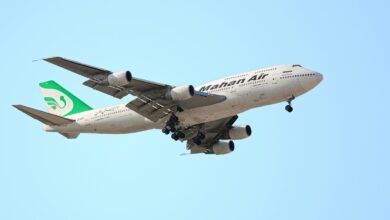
[39,80,92,116]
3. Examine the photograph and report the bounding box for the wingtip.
[12,104,24,112]
[43,56,63,62]
[12,104,27,110]
[30,57,61,63]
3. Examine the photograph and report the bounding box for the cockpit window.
[292,64,302,67]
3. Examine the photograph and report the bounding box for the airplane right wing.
[185,115,240,154]
[44,57,167,98]
[44,57,226,122]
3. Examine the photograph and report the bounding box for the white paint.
[44,64,323,136]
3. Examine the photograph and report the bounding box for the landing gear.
[171,133,179,141]
[162,127,170,135]
[176,131,185,139]
[285,105,293,112]
[192,132,206,145]
[285,96,295,113]
[162,114,186,141]
[171,131,185,141]
[162,113,206,144]
[162,114,179,134]
[197,133,205,140]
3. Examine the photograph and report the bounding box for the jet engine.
[107,71,132,86]
[167,85,195,101]
[225,125,252,140]
[212,140,235,155]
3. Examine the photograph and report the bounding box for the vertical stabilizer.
[39,80,92,116]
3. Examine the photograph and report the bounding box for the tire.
[171,133,179,141]
[162,128,170,135]
[285,105,293,112]
[197,133,205,140]
[177,131,185,139]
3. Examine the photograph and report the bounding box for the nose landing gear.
[285,96,295,113]
[285,105,293,112]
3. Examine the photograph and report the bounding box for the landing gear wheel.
[164,114,179,133]
[171,133,179,141]
[162,127,170,135]
[177,131,185,139]
[169,114,179,124]
[285,105,293,112]
[167,125,176,133]
[285,96,295,113]
[197,132,205,140]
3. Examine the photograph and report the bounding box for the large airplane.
[14,57,323,155]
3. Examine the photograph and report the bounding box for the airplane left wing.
[44,57,226,122]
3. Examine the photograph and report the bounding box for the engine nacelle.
[212,141,235,155]
[226,125,252,140]
[167,85,195,101]
[107,71,132,86]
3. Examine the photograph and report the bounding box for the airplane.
[14,57,323,155]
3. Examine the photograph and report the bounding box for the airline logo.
[44,96,67,110]
[40,88,74,116]
[200,73,269,92]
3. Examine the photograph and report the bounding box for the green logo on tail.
[39,80,93,116]
[44,96,67,110]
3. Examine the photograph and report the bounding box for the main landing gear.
[285,96,295,113]
[161,114,206,144]
[162,114,185,141]
[192,132,205,145]
[171,131,185,141]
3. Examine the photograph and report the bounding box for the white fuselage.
[45,64,323,134]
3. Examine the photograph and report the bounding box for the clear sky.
[1,0,389,219]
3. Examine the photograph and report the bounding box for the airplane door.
[271,76,279,85]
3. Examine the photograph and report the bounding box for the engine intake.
[226,125,252,140]
[167,85,195,101]
[107,71,132,86]
[212,140,235,155]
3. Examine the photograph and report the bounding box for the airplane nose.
[299,71,323,92]
[316,72,323,84]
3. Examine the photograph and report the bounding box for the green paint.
[39,80,93,116]
[44,96,67,109]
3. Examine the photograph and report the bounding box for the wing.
[186,115,238,154]
[44,57,167,98]
[44,57,226,122]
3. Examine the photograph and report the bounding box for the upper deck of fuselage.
[195,64,306,92]
[223,64,307,80]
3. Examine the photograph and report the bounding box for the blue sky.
[1,0,389,219]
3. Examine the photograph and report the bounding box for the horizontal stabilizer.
[13,104,74,126]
